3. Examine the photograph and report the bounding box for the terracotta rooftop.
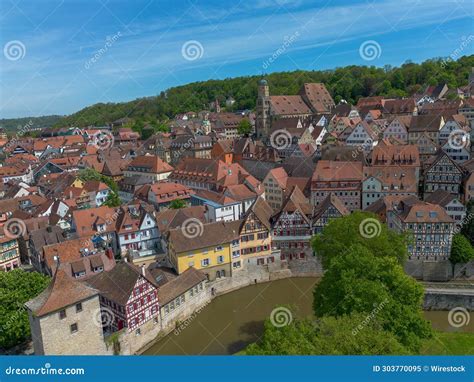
[25,268,99,317]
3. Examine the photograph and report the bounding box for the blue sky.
[0,0,473,118]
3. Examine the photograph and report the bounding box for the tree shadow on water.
[227,320,264,354]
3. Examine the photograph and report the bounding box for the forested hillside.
[13,55,474,129]
[0,115,63,133]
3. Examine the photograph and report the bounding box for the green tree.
[0,270,50,349]
[237,119,252,136]
[78,168,118,193]
[313,245,432,352]
[461,200,474,245]
[245,314,407,355]
[311,211,409,268]
[169,199,186,209]
[103,191,121,207]
[450,233,474,265]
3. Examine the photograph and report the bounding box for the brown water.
[143,277,473,355]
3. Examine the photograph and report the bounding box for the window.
[217,255,224,264]
[76,303,82,313]
[70,323,78,333]
[136,328,141,336]
[215,246,223,251]
[59,309,66,320]
[201,258,210,267]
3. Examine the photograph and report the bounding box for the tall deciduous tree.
[311,211,408,268]
[313,244,432,352]
[450,233,474,265]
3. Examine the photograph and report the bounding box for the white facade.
[383,118,408,143]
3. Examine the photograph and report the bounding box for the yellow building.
[168,220,240,281]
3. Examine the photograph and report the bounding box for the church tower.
[256,79,270,139]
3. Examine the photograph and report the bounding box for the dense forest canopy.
[4,55,473,130]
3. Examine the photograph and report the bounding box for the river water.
[143,277,473,355]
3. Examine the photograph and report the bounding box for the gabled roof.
[157,267,207,306]
[424,150,463,174]
[269,96,312,115]
[371,142,420,167]
[72,205,117,237]
[382,98,416,114]
[409,115,444,132]
[86,262,157,306]
[299,83,335,113]
[312,160,363,182]
[25,268,99,317]
[155,206,206,234]
[241,196,273,231]
[425,189,460,207]
[313,193,349,221]
[127,155,173,174]
[168,220,241,253]
[397,199,453,223]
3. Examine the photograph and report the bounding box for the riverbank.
[142,277,473,355]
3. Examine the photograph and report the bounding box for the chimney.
[106,248,113,260]
[141,264,146,276]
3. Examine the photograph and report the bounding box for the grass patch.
[420,331,474,355]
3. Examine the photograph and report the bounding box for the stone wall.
[454,260,474,278]
[404,260,453,281]
[211,256,323,297]
[118,287,212,355]
[423,290,474,311]
[120,257,323,354]
[34,296,110,355]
